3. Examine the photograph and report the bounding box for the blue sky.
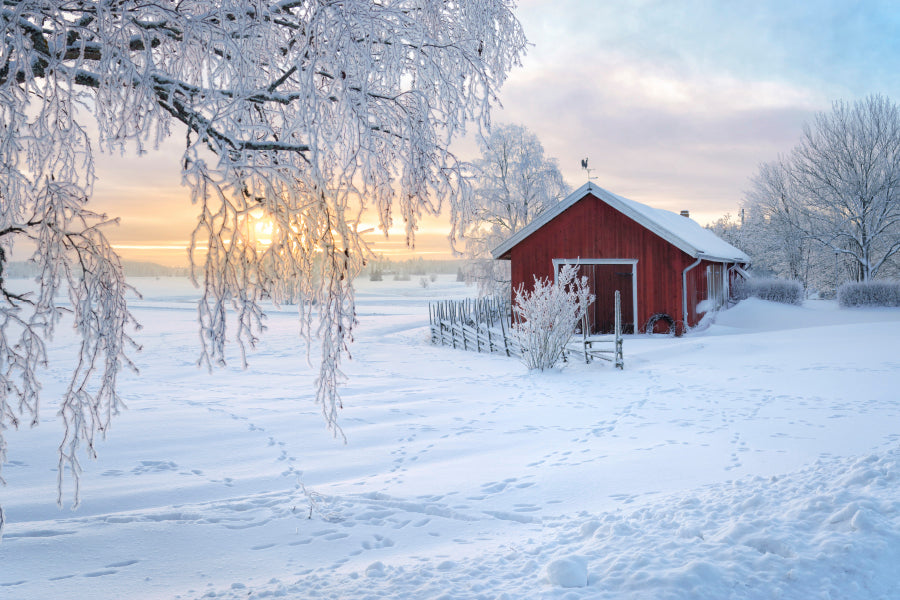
[92,0,900,263]
[494,0,900,221]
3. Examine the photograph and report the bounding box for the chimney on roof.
[680,210,690,218]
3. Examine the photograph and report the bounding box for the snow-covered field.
[2,275,899,599]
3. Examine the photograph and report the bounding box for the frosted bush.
[735,278,804,305]
[838,281,900,307]
[512,264,594,370]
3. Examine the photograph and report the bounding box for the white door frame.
[552,258,639,333]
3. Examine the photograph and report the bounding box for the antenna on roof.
[581,157,595,181]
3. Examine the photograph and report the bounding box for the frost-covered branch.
[0,0,527,526]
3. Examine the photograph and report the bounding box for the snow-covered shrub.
[735,278,804,305]
[512,264,594,370]
[837,281,900,307]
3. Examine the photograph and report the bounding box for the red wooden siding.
[506,192,725,332]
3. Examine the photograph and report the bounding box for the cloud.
[483,0,889,222]
[494,50,817,219]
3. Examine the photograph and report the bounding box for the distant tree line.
[4,260,190,279]
[366,257,466,282]
[709,95,900,297]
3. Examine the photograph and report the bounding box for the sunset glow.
[249,210,277,248]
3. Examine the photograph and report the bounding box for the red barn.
[491,182,750,334]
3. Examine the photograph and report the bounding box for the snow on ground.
[1,276,899,599]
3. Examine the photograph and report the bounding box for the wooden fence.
[428,296,522,357]
[429,294,624,368]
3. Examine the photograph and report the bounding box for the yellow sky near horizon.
[89,137,466,267]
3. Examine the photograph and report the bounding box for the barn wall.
[684,259,709,327]
[684,260,739,328]
[508,193,697,332]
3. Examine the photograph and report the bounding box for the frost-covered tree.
[0,0,527,524]
[745,160,809,280]
[744,96,900,289]
[792,95,900,282]
[452,123,568,295]
[740,159,830,292]
[740,95,900,294]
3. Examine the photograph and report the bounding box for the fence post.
[614,290,624,369]
[474,300,481,353]
[450,303,457,349]
[500,305,511,357]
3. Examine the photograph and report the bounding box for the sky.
[88,0,900,266]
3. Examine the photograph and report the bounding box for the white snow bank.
[704,297,900,334]
[558,451,900,599]
[2,277,898,599]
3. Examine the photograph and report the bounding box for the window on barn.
[707,264,725,309]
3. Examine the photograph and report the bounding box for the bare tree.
[452,123,569,295]
[742,95,900,291]
[791,95,900,282]
[0,0,527,523]
[741,158,826,292]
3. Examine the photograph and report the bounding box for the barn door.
[560,262,635,334]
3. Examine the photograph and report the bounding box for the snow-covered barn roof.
[491,182,750,263]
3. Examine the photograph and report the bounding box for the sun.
[249,209,277,248]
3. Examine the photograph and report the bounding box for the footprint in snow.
[251,543,277,551]
[361,535,394,549]
[104,560,138,568]
[131,460,178,475]
[83,570,117,578]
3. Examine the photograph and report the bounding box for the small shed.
[491,182,750,334]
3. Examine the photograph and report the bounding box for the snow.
[2,276,899,599]
[546,556,588,588]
